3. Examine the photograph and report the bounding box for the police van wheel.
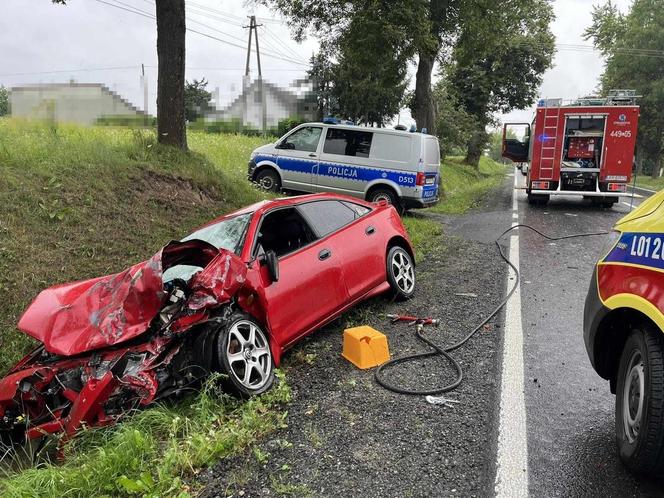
[255,169,281,193]
[615,327,664,476]
[368,187,402,213]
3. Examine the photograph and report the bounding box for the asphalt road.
[512,169,664,497]
[198,170,664,497]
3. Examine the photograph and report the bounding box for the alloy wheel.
[391,249,415,294]
[226,320,272,390]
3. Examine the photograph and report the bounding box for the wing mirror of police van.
[276,141,295,150]
[261,250,279,283]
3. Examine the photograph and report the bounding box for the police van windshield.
[279,126,322,152]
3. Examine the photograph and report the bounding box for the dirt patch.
[132,170,220,208]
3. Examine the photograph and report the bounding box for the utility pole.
[141,63,148,127]
[243,15,267,135]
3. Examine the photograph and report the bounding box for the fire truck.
[502,90,640,207]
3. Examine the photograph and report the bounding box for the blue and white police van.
[247,122,441,211]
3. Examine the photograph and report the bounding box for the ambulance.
[584,189,664,475]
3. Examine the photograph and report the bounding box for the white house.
[10,82,146,125]
[207,78,318,129]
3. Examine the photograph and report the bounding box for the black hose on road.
[374,224,611,396]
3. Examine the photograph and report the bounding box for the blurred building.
[9,81,146,125]
[207,78,318,129]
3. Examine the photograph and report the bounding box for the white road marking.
[621,201,636,210]
[495,176,529,497]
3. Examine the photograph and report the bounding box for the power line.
[0,66,141,77]
[91,0,309,66]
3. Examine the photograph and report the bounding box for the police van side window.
[279,126,322,153]
[298,200,359,237]
[323,129,373,158]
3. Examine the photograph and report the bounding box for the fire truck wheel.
[615,327,664,476]
[527,193,549,206]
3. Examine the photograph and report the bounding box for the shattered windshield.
[182,212,252,253]
[163,213,252,284]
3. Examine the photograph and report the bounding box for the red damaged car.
[0,193,415,444]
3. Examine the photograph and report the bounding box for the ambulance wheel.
[215,312,275,398]
[386,246,416,300]
[255,169,281,193]
[615,327,664,476]
[368,186,403,213]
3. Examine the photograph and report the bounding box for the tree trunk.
[411,50,437,135]
[156,0,187,149]
[465,129,485,168]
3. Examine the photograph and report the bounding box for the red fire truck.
[502,90,640,206]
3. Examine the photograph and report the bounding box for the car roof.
[198,193,374,229]
[302,122,437,139]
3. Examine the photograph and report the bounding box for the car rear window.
[298,200,365,237]
[323,128,373,158]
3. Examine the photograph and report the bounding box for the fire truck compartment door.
[502,123,531,162]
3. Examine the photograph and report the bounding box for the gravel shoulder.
[200,175,514,498]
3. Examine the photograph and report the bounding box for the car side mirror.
[277,141,294,150]
[265,250,279,283]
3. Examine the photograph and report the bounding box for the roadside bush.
[96,114,156,127]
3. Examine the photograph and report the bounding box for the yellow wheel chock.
[342,326,390,369]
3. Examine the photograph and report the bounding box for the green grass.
[433,156,508,214]
[0,374,291,498]
[635,175,664,191]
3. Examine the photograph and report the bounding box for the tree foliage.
[298,0,416,126]
[0,86,9,117]
[444,0,555,166]
[184,78,212,122]
[585,0,664,176]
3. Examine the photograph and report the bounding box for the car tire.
[386,246,416,300]
[615,327,664,476]
[215,312,275,398]
[255,169,281,193]
[368,187,403,213]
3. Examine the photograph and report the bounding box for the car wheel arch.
[386,236,415,266]
[252,163,282,183]
[365,181,402,200]
[594,308,662,393]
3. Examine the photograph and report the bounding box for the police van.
[247,122,441,211]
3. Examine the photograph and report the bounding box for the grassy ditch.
[635,175,664,191]
[434,156,508,214]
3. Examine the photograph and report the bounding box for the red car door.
[298,200,385,299]
[252,207,348,349]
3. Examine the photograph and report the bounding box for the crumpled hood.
[17,240,247,356]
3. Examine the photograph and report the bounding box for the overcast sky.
[0,0,631,129]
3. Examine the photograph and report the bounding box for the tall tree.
[584,0,664,177]
[51,0,188,149]
[329,1,411,125]
[410,0,459,135]
[307,50,338,120]
[156,0,187,149]
[184,78,212,122]
[447,0,555,166]
[259,0,432,126]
